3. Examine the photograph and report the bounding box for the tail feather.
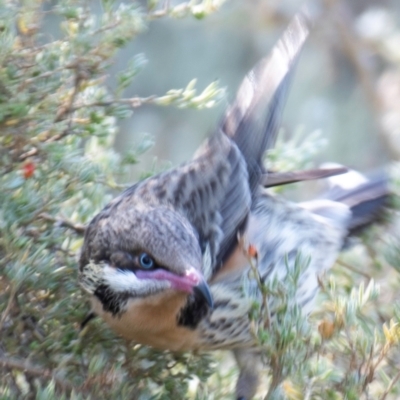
[262,166,348,188]
[324,171,389,236]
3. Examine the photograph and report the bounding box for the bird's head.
[79,205,213,316]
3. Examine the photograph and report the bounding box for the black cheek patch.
[177,292,210,329]
[94,284,129,316]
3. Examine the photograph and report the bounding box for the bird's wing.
[152,131,251,278]
[102,127,249,282]
[212,10,312,272]
[221,11,312,192]
[167,9,313,276]
[110,9,313,278]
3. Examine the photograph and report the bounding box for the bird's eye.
[139,253,154,269]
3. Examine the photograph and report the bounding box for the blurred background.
[105,0,400,181]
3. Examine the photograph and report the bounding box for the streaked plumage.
[79,10,388,400]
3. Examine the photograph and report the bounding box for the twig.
[54,72,82,123]
[17,40,65,55]
[264,356,283,400]
[92,20,120,36]
[70,95,157,112]
[0,284,17,332]
[325,0,381,111]
[148,0,171,19]
[18,147,38,161]
[324,0,398,159]
[336,259,371,280]
[44,127,76,143]
[379,368,400,400]
[303,378,316,400]
[39,213,86,235]
[20,65,66,86]
[361,343,375,392]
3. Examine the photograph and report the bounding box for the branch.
[379,367,400,400]
[0,284,17,332]
[324,0,398,159]
[18,147,39,161]
[336,259,372,280]
[70,95,157,112]
[39,213,86,235]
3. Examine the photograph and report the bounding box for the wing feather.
[213,10,312,271]
[221,11,312,191]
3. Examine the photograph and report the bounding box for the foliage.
[247,229,400,400]
[0,0,224,398]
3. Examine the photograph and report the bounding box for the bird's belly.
[91,293,201,352]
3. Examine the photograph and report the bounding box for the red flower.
[23,161,35,179]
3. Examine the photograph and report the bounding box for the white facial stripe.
[103,265,171,293]
[103,266,141,292]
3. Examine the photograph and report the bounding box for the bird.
[78,9,388,400]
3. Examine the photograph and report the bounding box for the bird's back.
[196,189,347,350]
